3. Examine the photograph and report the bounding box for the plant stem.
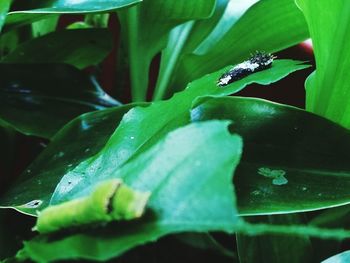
[153,21,194,101]
[121,6,149,102]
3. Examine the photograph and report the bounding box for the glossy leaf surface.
[170,0,309,94]
[191,97,350,215]
[322,250,350,263]
[0,1,11,33]
[0,104,139,213]
[5,0,141,30]
[0,59,307,215]
[0,63,120,138]
[296,0,350,128]
[17,121,242,262]
[50,60,307,206]
[118,0,216,101]
[153,0,259,100]
[2,29,112,69]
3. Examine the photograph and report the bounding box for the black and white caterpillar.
[217,51,276,87]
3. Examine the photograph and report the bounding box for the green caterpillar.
[35,179,151,234]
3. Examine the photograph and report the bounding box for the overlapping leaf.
[4,0,141,31]
[296,0,350,128]
[191,97,350,215]
[0,0,11,33]
[322,251,350,263]
[2,29,112,69]
[153,0,259,100]
[0,63,120,138]
[169,0,309,96]
[117,0,216,101]
[0,59,306,214]
[0,104,139,212]
[17,121,243,262]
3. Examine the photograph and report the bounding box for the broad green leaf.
[188,0,259,56]
[0,30,19,58]
[0,104,139,213]
[296,0,350,128]
[50,60,307,205]
[84,13,109,28]
[153,0,259,100]
[118,0,216,101]
[17,121,242,262]
[191,97,350,215]
[322,251,350,263]
[31,16,59,37]
[236,214,313,263]
[1,29,112,69]
[0,1,11,33]
[170,0,309,96]
[68,14,111,30]
[0,59,307,215]
[4,0,141,31]
[0,63,120,139]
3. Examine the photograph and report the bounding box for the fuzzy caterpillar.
[217,51,276,87]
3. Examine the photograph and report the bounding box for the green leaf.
[296,0,350,128]
[5,0,141,31]
[0,1,11,33]
[0,104,139,213]
[236,214,313,263]
[171,0,309,95]
[0,30,19,58]
[49,59,307,204]
[191,96,350,215]
[322,251,350,263]
[31,16,59,37]
[117,0,216,101]
[17,121,242,262]
[1,29,112,69]
[153,0,259,99]
[0,59,307,214]
[0,63,120,139]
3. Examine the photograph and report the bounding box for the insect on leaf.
[35,179,150,234]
